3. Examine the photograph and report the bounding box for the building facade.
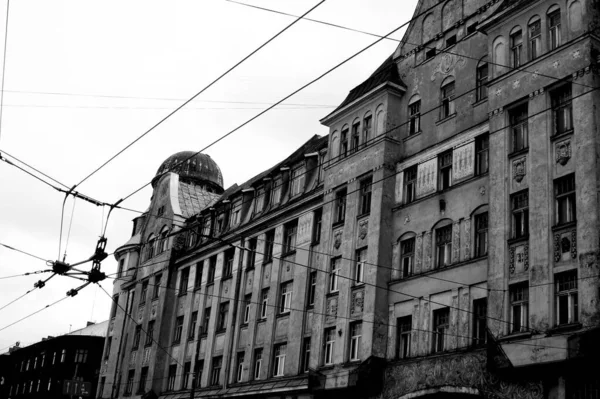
[99,1,600,398]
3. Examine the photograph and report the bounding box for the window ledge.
[199,333,208,339]
[435,113,457,126]
[206,282,215,287]
[547,322,582,335]
[282,250,296,258]
[404,131,422,141]
[194,286,202,292]
[172,341,181,346]
[508,147,529,159]
[357,212,370,220]
[498,331,532,342]
[319,365,335,371]
[178,292,187,297]
[472,98,488,108]
[551,130,574,142]
[222,275,233,282]
[507,235,529,245]
[246,266,255,271]
[262,260,273,266]
[326,291,340,298]
[332,220,345,228]
[240,322,249,328]
[352,283,365,290]
[257,318,267,324]
[311,240,321,247]
[552,221,577,231]
[276,312,290,319]
[215,329,227,335]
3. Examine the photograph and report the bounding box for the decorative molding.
[415,234,423,274]
[524,244,529,271]
[326,297,338,323]
[513,157,526,183]
[424,231,432,271]
[555,139,572,166]
[571,230,577,259]
[452,141,475,182]
[464,217,471,261]
[351,290,365,316]
[358,220,369,240]
[554,233,561,262]
[509,247,516,274]
[431,53,467,82]
[452,221,461,264]
[333,230,343,249]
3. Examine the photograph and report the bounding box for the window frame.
[555,174,576,225]
[301,337,311,373]
[349,322,362,361]
[333,188,347,224]
[264,230,275,263]
[438,150,453,191]
[440,79,456,119]
[529,17,541,60]
[312,208,323,245]
[188,311,198,341]
[476,61,488,102]
[510,282,529,333]
[210,356,222,386]
[510,104,528,154]
[324,328,335,365]
[551,84,573,136]
[474,212,489,258]
[329,258,340,293]
[435,224,453,268]
[179,267,190,296]
[510,28,523,68]
[432,308,450,353]
[260,289,269,319]
[404,165,418,204]
[279,281,293,314]
[475,134,489,175]
[307,271,317,308]
[351,120,361,152]
[340,127,349,158]
[548,9,561,50]
[511,190,529,239]
[253,349,263,380]
[400,237,415,279]
[555,270,578,326]
[282,220,298,255]
[472,298,487,346]
[358,177,372,216]
[273,343,286,377]
[355,247,367,285]
[396,316,412,359]
[408,99,421,136]
[217,302,229,332]
[173,316,184,344]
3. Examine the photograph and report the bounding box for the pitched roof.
[178,181,222,218]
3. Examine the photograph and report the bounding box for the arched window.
[548,5,561,50]
[440,77,455,119]
[422,13,436,43]
[510,27,523,68]
[408,95,421,136]
[398,232,416,279]
[568,1,583,33]
[340,125,349,159]
[375,105,385,135]
[528,16,542,60]
[351,118,361,152]
[493,36,507,77]
[147,234,155,260]
[362,111,372,145]
[442,0,458,31]
[432,219,454,268]
[159,226,169,253]
[476,58,488,102]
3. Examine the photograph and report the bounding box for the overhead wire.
[0,270,52,280]
[0,0,10,144]
[0,294,69,333]
[0,242,50,262]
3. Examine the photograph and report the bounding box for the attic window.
[445,35,457,48]
[425,48,437,60]
[467,22,478,35]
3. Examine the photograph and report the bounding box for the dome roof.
[154,151,223,189]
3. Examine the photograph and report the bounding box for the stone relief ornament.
[512,79,520,89]
[554,233,561,262]
[404,214,411,225]
[509,247,516,274]
[415,234,423,273]
[453,222,461,263]
[571,230,577,259]
[351,290,365,315]
[333,230,343,249]
[358,220,368,240]
[138,305,144,322]
[143,348,151,365]
[464,217,471,261]
[513,158,526,183]
[479,186,486,196]
[431,53,467,81]
[524,244,529,271]
[326,297,338,322]
[556,140,572,166]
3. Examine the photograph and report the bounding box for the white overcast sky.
[0,0,417,352]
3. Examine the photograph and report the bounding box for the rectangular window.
[397,316,412,359]
[355,248,366,285]
[329,258,340,293]
[74,349,88,363]
[351,121,360,152]
[167,365,176,391]
[206,256,216,283]
[441,81,455,118]
[556,270,578,325]
[510,104,528,153]
[549,10,561,50]
[445,34,457,48]
[307,271,317,307]
[105,338,112,360]
[179,267,189,296]
[194,359,204,388]
[61,349,66,363]
[436,225,453,268]
[312,208,323,244]
[552,84,573,135]
[408,100,421,135]
[145,321,154,347]
[283,220,298,255]
[273,343,286,377]
[510,29,523,68]
[475,212,489,257]
[334,188,347,224]
[324,328,335,365]
[271,178,282,205]
[140,280,148,304]
[243,294,252,324]
[476,63,488,101]
[210,356,222,386]
[512,190,529,239]
[301,337,311,372]
[223,249,234,278]
[110,295,118,318]
[236,352,245,382]
[280,281,293,314]
[173,316,184,343]
[153,274,162,299]
[182,362,191,390]
[188,311,198,341]
[425,47,436,60]
[475,134,489,175]
[555,174,576,225]
[472,298,487,346]
[358,178,372,216]
[432,308,450,353]
[290,166,305,196]
[340,128,349,158]
[529,19,541,60]
[438,150,453,191]
[246,238,257,269]
[349,322,362,361]
[362,115,372,144]
[194,262,203,289]
[202,307,211,335]
[404,165,417,204]
[400,238,415,278]
[264,230,275,263]
[132,325,141,350]
[217,302,229,331]
[138,367,148,394]
[125,370,134,396]
[254,187,265,214]
[253,349,263,380]
[510,282,529,333]
[99,377,105,397]
[260,289,269,319]
[467,21,478,35]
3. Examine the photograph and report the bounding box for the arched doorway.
[397,386,481,399]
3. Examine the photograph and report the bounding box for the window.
[74,349,88,363]
[138,367,148,394]
[217,302,229,331]
[132,326,141,350]
[400,238,415,278]
[159,227,169,253]
[147,235,155,259]
[182,362,191,390]
[254,187,265,214]
[324,328,335,365]
[552,84,573,135]
[476,62,488,101]
[273,343,286,376]
[510,282,529,333]
[110,295,118,318]
[432,308,450,353]
[397,316,412,359]
[556,270,578,325]
[271,179,282,205]
[467,21,478,35]
[104,338,112,360]
[301,337,311,372]
[349,322,362,361]
[290,166,305,196]
[145,321,154,346]
[179,267,189,295]
[260,289,269,319]
[358,178,372,216]
[329,258,340,293]
[475,212,489,257]
[99,377,105,397]
[188,312,198,341]
[510,104,528,153]
[307,271,317,307]
[472,298,487,346]
[246,238,257,269]
[125,370,134,396]
[202,307,211,335]
[408,100,421,135]
[223,249,234,278]
[548,9,561,50]
[173,316,184,343]
[425,47,436,60]
[41,353,45,367]
[236,352,245,382]
[61,349,66,363]
[555,174,576,225]
[194,359,204,388]
[529,18,541,60]
[243,294,252,324]
[511,190,529,239]
[231,203,241,227]
[167,365,177,391]
[355,248,366,285]
[438,150,453,190]
[264,230,275,263]
[283,220,298,255]
[126,290,135,314]
[117,259,124,278]
[312,208,323,244]
[210,357,222,386]
[318,152,327,183]
[445,34,457,48]
[510,29,523,68]
[334,189,347,224]
[475,134,489,175]
[157,205,165,217]
[340,127,349,158]
[140,280,148,304]
[404,165,417,204]
[280,281,293,314]
[362,114,372,144]
[436,224,452,268]
[194,262,203,289]
[153,274,162,299]
[208,256,216,283]
[351,121,360,152]
[253,349,263,380]
[440,80,455,119]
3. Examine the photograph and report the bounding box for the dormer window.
[231,201,242,227]
[351,120,360,152]
[254,187,265,214]
[340,127,349,158]
[290,166,305,197]
[272,178,282,205]
[362,114,372,145]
